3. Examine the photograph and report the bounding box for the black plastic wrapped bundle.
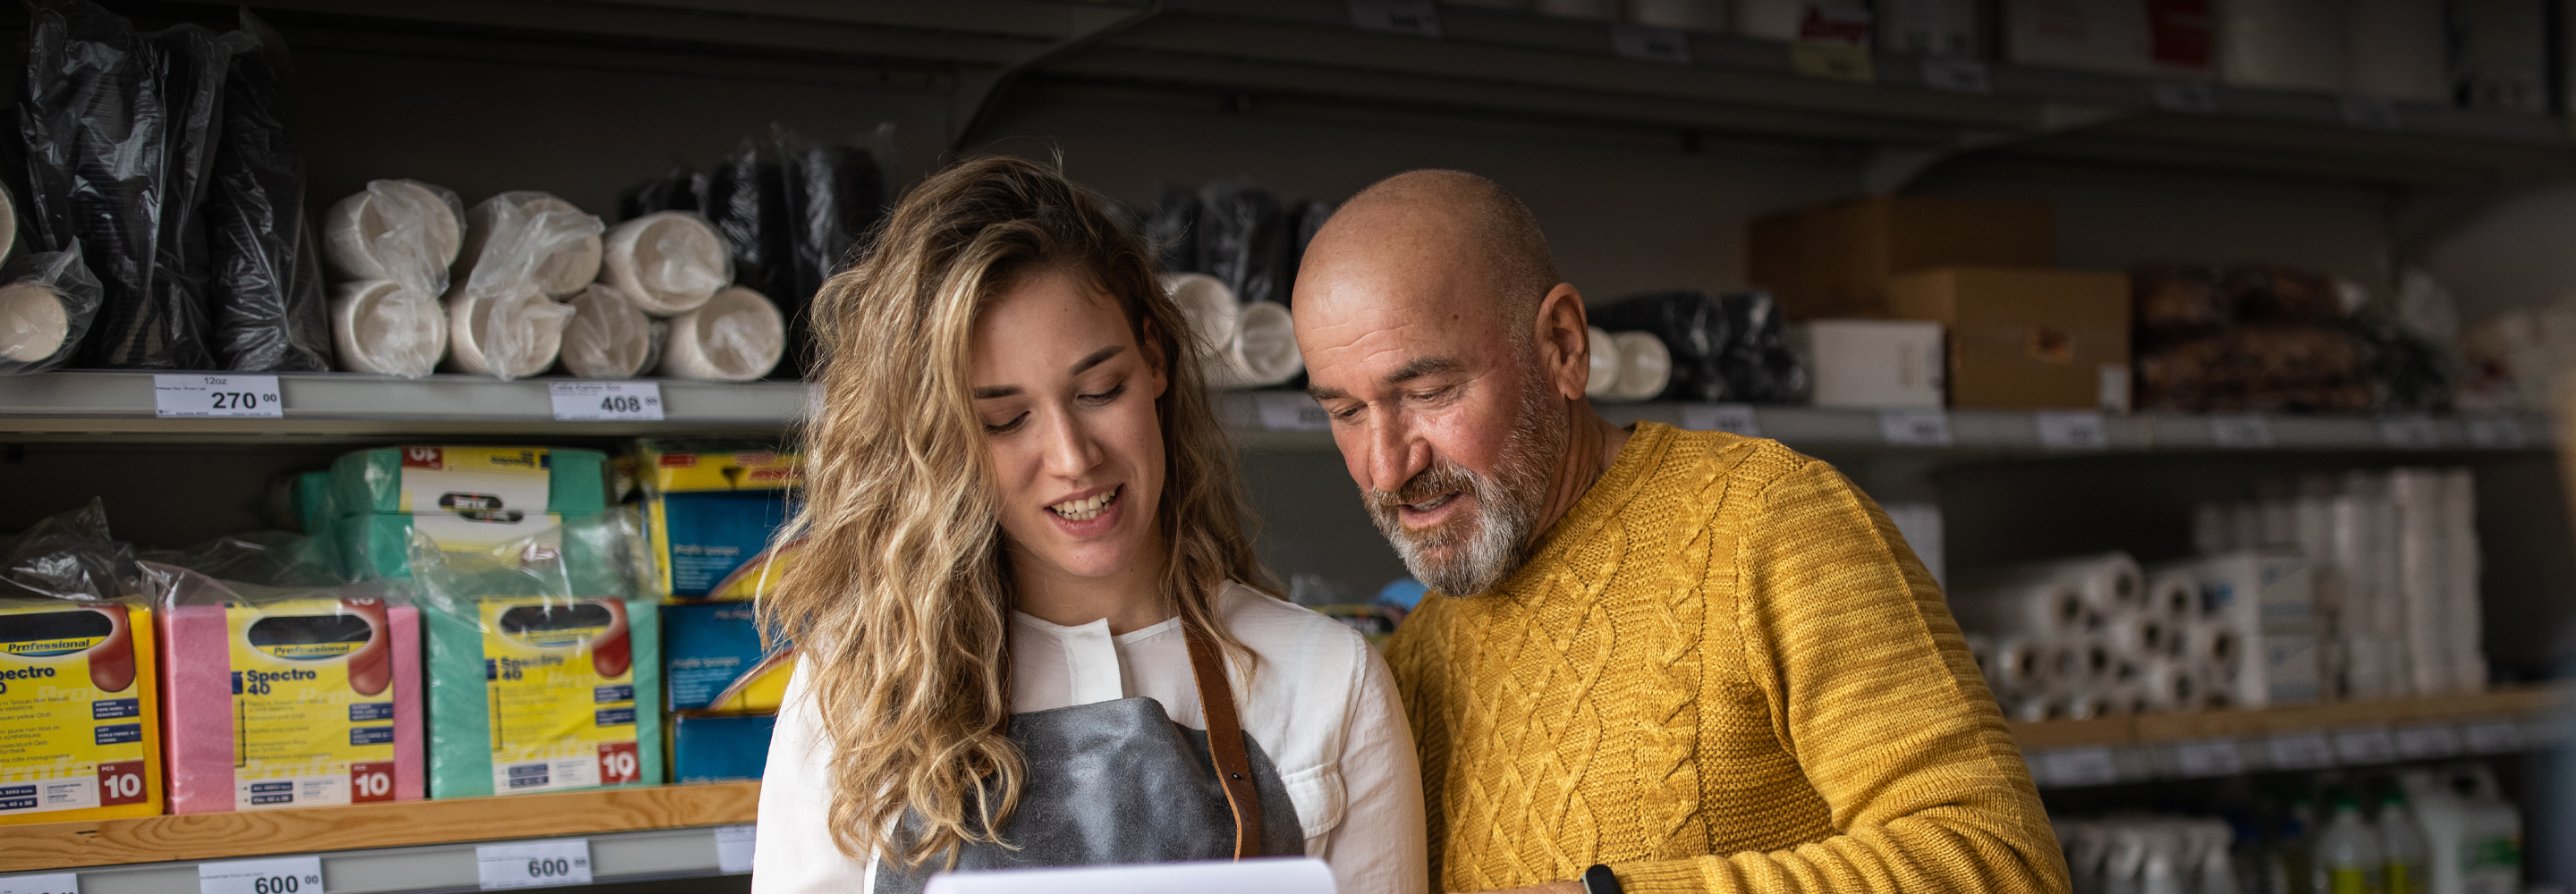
[20,0,233,369]
[1198,181,1291,305]
[618,163,699,221]
[1143,186,1202,275]
[1590,290,1805,404]
[698,137,795,312]
[780,134,886,301]
[204,11,329,372]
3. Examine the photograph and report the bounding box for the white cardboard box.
[1794,318,1945,408]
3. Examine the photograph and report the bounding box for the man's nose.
[1366,416,1427,494]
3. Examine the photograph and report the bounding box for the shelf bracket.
[949,0,1165,151]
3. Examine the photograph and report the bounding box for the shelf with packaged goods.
[0,780,758,880]
[0,372,808,442]
[1219,392,2560,455]
[182,0,2576,190]
[2012,686,2568,790]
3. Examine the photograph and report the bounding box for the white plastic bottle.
[2377,790,2430,894]
[2398,764,2524,894]
[2316,795,2385,894]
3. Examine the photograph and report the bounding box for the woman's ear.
[1138,313,1171,400]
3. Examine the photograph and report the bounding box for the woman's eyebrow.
[973,345,1127,400]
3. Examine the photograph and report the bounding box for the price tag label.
[199,856,324,894]
[1878,409,1953,447]
[715,824,758,874]
[0,873,80,894]
[2042,746,2119,788]
[1680,403,1761,437]
[1919,56,1992,94]
[2331,727,2397,765]
[2394,724,2462,760]
[2337,96,2402,130]
[2173,738,2243,777]
[1610,24,1690,64]
[2264,732,2336,770]
[1347,0,1439,37]
[2036,411,2109,450]
[2152,80,2217,114]
[1255,391,1331,432]
[2377,414,2440,450]
[477,839,593,890]
[154,375,283,419]
[2462,720,2521,754]
[2209,414,2275,448]
[548,381,664,422]
[2465,415,2529,450]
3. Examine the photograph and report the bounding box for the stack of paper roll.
[438,191,603,380]
[320,180,464,378]
[1959,552,2254,719]
[656,286,785,382]
[558,284,656,379]
[1162,273,1302,390]
[1581,326,1672,402]
[566,209,756,379]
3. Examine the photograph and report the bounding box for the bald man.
[1292,171,2066,894]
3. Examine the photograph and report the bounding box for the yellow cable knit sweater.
[1385,423,2067,894]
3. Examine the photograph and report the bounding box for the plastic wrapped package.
[322,180,465,295]
[558,283,657,378]
[657,286,784,381]
[699,137,794,312]
[1196,181,1292,306]
[203,11,329,372]
[616,163,699,221]
[442,282,570,379]
[408,510,662,798]
[454,192,603,300]
[138,529,343,588]
[0,243,106,375]
[778,132,886,304]
[1143,186,1203,274]
[329,280,445,377]
[330,446,610,518]
[599,212,727,316]
[0,501,165,825]
[142,562,423,814]
[20,0,234,369]
[1589,290,1805,403]
[635,439,801,599]
[2131,265,2373,412]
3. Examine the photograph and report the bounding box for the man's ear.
[1533,283,1591,401]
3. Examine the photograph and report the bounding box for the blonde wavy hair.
[763,154,1271,868]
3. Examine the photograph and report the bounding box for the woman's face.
[970,266,1171,586]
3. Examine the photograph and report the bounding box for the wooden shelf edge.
[2009,684,2566,750]
[0,780,761,873]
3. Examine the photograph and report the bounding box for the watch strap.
[1581,864,1623,894]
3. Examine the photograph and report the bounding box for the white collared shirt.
[754,581,1428,894]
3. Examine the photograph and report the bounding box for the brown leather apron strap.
[1182,620,1262,859]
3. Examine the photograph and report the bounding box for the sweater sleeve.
[1606,459,2069,894]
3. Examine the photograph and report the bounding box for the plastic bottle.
[2278,798,2316,894]
[2377,790,2430,894]
[2315,794,2385,894]
[2400,763,2524,894]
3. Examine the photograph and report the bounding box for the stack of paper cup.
[657,285,785,381]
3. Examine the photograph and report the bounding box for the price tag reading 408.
[547,382,664,422]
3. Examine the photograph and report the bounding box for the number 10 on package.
[476,839,593,890]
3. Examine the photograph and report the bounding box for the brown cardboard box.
[1748,196,2054,320]
[1885,266,2131,409]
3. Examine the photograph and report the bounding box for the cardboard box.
[1748,195,2053,320]
[0,603,165,824]
[663,602,792,713]
[671,713,775,783]
[1885,266,2131,409]
[636,440,801,599]
[1793,319,1945,408]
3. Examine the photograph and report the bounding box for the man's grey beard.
[1364,380,1568,596]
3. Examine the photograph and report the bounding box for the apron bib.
[871,623,1303,893]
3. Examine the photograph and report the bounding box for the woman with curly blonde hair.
[752,155,1424,894]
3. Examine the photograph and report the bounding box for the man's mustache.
[1367,462,1481,515]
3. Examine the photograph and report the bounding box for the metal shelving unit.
[0,372,807,441]
[2013,686,2567,790]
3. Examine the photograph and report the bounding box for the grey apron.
[872,624,1304,893]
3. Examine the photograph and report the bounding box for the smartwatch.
[1580,864,1623,894]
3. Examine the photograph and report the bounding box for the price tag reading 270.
[154,375,283,418]
[547,381,664,422]
[476,839,593,890]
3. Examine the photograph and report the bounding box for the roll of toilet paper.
[456,191,605,299]
[2100,609,2178,661]
[1609,331,1671,401]
[1161,273,1240,364]
[1211,300,1302,390]
[0,280,70,364]
[2007,695,2057,722]
[559,283,656,379]
[1585,326,1618,399]
[330,280,446,378]
[2005,552,2148,618]
[2147,572,2201,624]
[658,285,785,381]
[601,211,729,316]
[2060,691,2108,721]
[444,283,572,380]
[1977,580,2093,640]
[2182,620,2241,677]
[323,180,465,295]
[1987,635,2047,694]
[2137,657,2201,712]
